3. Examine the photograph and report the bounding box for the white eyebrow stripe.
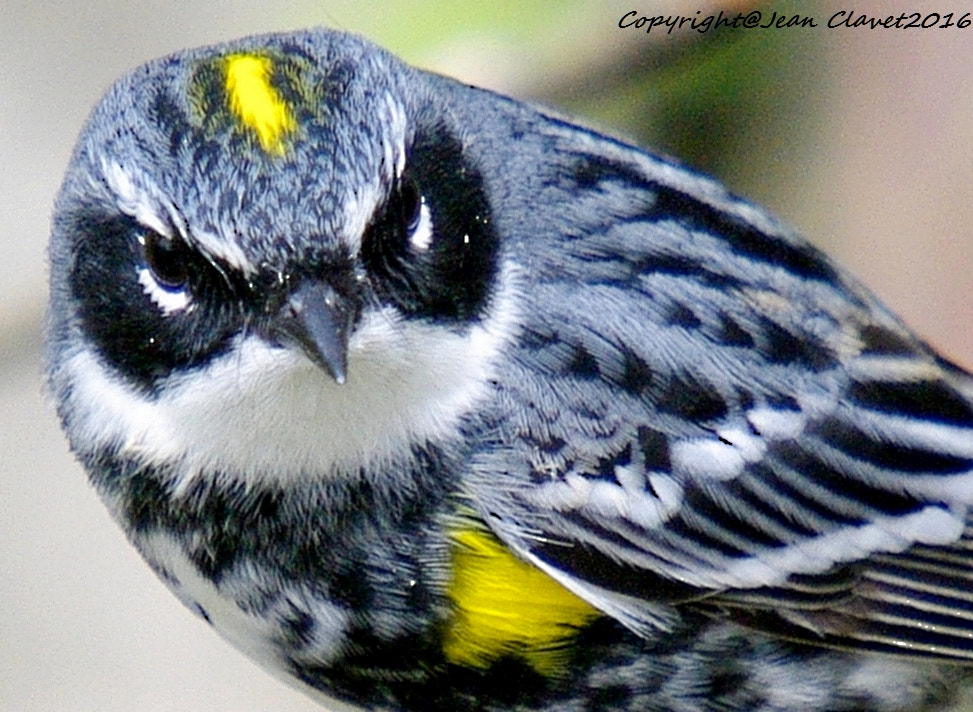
[384,92,408,180]
[339,94,408,256]
[188,228,256,275]
[103,160,173,238]
[101,159,257,275]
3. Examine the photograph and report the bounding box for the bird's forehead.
[93,37,410,272]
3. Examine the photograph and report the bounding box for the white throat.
[61,265,521,491]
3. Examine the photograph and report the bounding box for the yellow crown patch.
[223,54,296,155]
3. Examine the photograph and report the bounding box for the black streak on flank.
[297,642,556,712]
[586,684,634,712]
[281,607,317,647]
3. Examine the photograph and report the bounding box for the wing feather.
[470,121,973,661]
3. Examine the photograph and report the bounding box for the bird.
[46,27,973,712]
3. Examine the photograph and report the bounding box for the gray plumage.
[47,28,973,712]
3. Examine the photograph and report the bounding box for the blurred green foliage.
[541,2,828,205]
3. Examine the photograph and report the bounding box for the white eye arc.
[137,230,193,315]
[408,198,433,253]
[138,266,191,315]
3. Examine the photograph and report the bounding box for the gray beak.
[273,281,352,384]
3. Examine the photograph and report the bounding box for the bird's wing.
[469,137,973,661]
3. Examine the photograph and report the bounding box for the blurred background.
[3,1,972,710]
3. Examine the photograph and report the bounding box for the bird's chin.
[59,300,514,493]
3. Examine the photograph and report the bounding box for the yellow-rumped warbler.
[47,28,973,712]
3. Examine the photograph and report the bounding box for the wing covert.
[468,131,973,661]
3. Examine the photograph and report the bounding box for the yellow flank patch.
[444,527,601,677]
[223,54,296,155]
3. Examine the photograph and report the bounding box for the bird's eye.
[136,229,195,315]
[399,177,433,252]
[400,178,422,235]
[142,229,190,290]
